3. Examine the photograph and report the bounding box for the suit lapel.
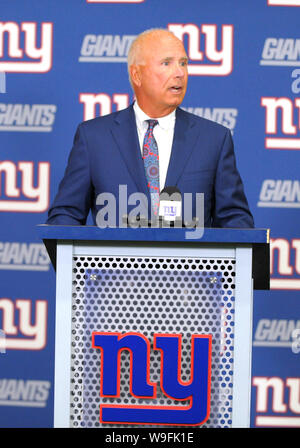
[165,108,200,188]
[111,106,200,198]
[111,105,150,198]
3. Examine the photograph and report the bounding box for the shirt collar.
[133,101,176,131]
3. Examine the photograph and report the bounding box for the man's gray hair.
[127,28,176,89]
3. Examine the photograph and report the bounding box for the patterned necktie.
[142,119,160,216]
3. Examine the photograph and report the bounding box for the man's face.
[132,33,188,117]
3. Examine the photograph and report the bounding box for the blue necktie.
[142,119,160,216]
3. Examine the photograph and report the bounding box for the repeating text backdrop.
[0,0,300,428]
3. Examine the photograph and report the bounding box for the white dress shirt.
[133,101,176,191]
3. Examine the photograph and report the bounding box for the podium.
[38,225,269,428]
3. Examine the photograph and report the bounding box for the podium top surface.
[37,225,269,244]
[38,225,270,290]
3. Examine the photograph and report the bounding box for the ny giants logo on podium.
[92,332,212,426]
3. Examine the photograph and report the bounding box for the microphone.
[122,186,202,231]
[122,187,185,228]
[159,186,182,224]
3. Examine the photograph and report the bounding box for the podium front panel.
[54,242,250,428]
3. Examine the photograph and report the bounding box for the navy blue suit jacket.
[46,105,254,228]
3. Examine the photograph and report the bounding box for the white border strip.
[232,246,253,428]
[253,341,292,347]
[0,126,52,132]
[260,60,300,66]
[79,57,127,62]
[0,400,46,407]
[270,279,300,289]
[73,243,235,259]
[54,241,73,428]
[257,201,300,208]
[266,138,300,149]
[0,264,49,271]
[256,416,300,427]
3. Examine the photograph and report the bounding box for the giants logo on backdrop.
[182,107,238,133]
[270,237,300,289]
[253,377,300,427]
[0,379,51,408]
[261,97,300,150]
[0,298,47,350]
[258,179,300,208]
[168,23,233,76]
[79,34,136,63]
[0,103,56,132]
[253,318,300,348]
[260,38,300,67]
[0,161,50,212]
[79,93,130,120]
[268,0,300,6]
[0,242,50,271]
[92,332,211,425]
[0,22,53,73]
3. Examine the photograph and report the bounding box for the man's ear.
[130,64,142,88]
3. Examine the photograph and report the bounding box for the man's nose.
[174,63,186,78]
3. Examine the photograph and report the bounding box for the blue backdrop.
[0,0,300,428]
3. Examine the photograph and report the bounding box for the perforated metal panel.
[70,254,236,428]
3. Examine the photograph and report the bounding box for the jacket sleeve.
[46,124,93,225]
[212,129,254,228]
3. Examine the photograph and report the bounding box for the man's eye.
[162,61,170,66]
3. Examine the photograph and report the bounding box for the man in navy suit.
[47,28,254,228]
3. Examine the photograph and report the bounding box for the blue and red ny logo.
[92,332,212,426]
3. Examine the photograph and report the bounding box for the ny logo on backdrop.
[0,298,47,350]
[0,161,50,212]
[268,237,300,290]
[253,377,300,427]
[261,97,300,150]
[168,23,233,76]
[92,332,212,425]
[79,93,130,120]
[268,0,300,6]
[0,22,53,73]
